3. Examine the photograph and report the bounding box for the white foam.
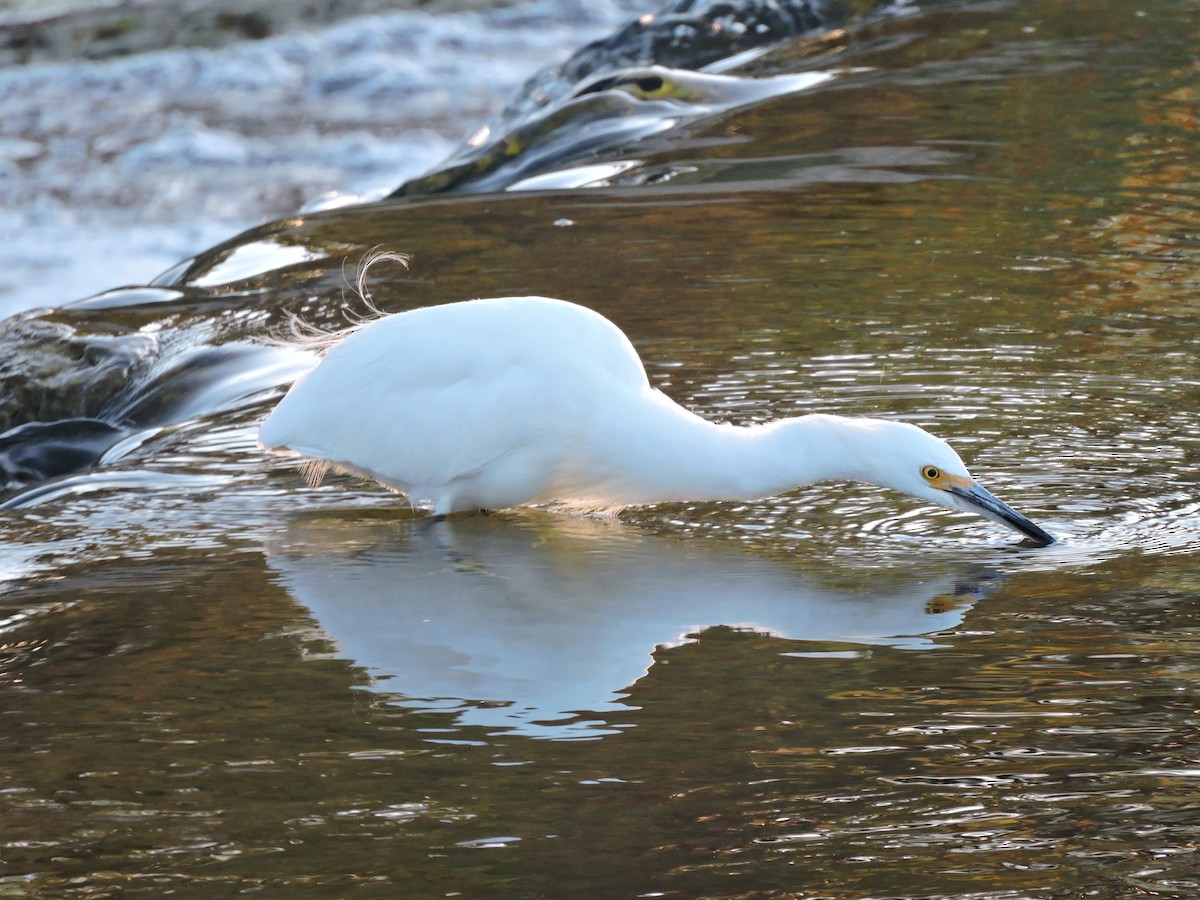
[0,0,652,316]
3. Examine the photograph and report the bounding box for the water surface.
[3,0,1200,896]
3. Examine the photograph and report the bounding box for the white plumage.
[258,295,1053,544]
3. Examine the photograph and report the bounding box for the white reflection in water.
[268,512,996,739]
[185,238,327,288]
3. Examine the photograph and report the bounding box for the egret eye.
[921,465,941,482]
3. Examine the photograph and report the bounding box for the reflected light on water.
[187,238,325,288]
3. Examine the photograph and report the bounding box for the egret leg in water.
[258,292,1054,546]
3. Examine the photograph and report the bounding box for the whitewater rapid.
[0,0,651,314]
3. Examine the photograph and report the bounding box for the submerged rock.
[393,0,864,197]
[395,65,836,195]
[0,314,159,433]
[508,0,854,113]
[0,417,126,488]
[0,300,311,495]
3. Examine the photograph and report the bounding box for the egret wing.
[259,296,651,499]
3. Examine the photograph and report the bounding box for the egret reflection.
[269,512,997,739]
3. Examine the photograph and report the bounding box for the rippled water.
[3,0,1200,896]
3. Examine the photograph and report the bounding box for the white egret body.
[259,296,1053,544]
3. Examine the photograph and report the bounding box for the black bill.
[948,482,1055,547]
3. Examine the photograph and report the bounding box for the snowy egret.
[259,295,1054,545]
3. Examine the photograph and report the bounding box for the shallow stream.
[2,0,1200,895]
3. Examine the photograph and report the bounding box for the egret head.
[846,418,1054,546]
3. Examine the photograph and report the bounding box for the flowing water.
[3,0,1200,896]
[0,0,653,313]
